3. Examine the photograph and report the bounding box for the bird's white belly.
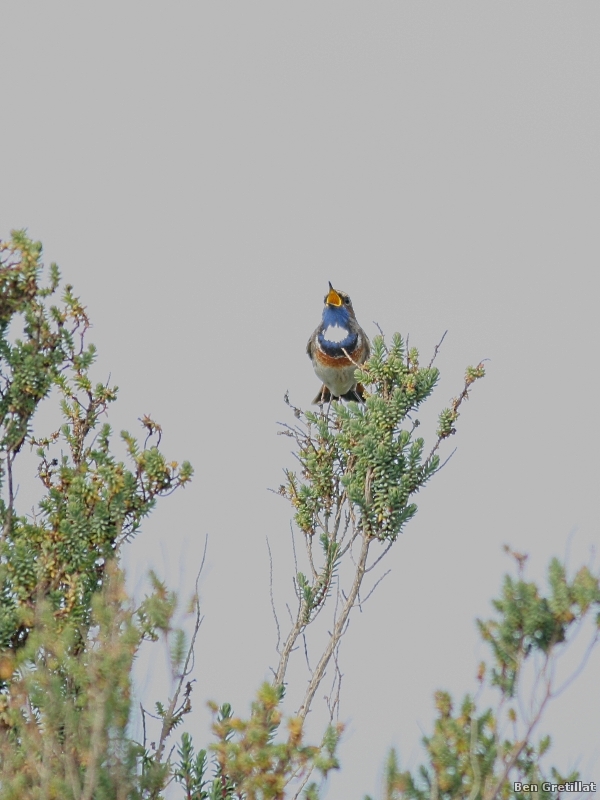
[314,361,357,396]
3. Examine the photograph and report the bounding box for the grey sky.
[1,3,599,796]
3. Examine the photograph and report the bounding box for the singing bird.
[307,283,371,404]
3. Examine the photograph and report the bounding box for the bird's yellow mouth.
[326,286,342,307]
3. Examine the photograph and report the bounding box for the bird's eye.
[344,296,350,305]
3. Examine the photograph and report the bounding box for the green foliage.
[172,691,343,800]
[296,532,340,625]
[274,333,484,687]
[0,231,196,798]
[0,230,193,654]
[11,229,592,800]
[0,232,63,466]
[282,333,484,543]
[0,230,344,800]
[0,559,203,799]
[206,683,342,800]
[0,565,143,799]
[478,553,600,699]
[370,550,600,800]
[175,732,212,800]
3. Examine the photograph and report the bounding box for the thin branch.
[266,536,281,655]
[153,542,207,765]
[305,533,318,581]
[297,533,371,721]
[341,347,363,369]
[365,541,394,573]
[427,330,448,369]
[433,446,457,473]
[140,703,148,749]
[274,613,305,688]
[485,678,552,800]
[290,521,299,576]
[302,631,312,674]
[553,627,600,697]
[325,628,344,723]
[361,569,392,604]
[291,766,316,800]
[331,491,347,542]
[337,524,361,559]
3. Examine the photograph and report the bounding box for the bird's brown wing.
[361,331,371,363]
[306,329,319,360]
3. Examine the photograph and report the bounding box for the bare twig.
[153,541,207,766]
[427,330,448,369]
[341,347,364,369]
[305,533,318,581]
[361,569,392,604]
[302,631,312,674]
[325,631,344,722]
[140,703,148,749]
[554,627,600,696]
[290,521,299,576]
[266,536,281,655]
[274,614,306,688]
[1,451,15,541]
[365,541,394,573]
[297,534,371,721]
[291,766,316,800]
[485,678,552,800]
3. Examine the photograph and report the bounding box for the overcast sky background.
[1,3,599,797]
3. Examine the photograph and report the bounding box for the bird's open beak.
[326,282,342,307]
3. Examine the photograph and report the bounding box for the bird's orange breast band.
[316,343,365,368]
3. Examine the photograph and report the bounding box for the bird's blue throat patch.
[318,305,357,355]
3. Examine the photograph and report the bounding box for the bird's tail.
[312,383,367,405]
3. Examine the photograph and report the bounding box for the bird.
[307,282,371,404]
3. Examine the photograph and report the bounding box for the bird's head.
[321,282,356,325]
